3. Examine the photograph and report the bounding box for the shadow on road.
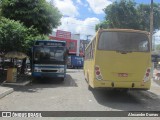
[7,74,78,93]
[91,89,160,111]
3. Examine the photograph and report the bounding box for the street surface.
[0,69,160,119]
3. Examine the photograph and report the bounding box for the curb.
[0,87,14,99]
[0,80,30,99]
[2,81,31,86]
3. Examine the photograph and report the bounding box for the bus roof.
[98,29,149,35]
[35,40,66,43]
[34,40,66,46]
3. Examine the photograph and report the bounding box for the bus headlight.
[58,69,64,73]
[34,68,41,72]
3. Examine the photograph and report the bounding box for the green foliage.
[153,4,160,30]
[137,3,160,31]
[100,0,160,31]
[104,0,139,29]
[95,21,110,31]
[1,0,62,35]
[105,0,138,29]
[0,17,47,54]
[137,4,150,31]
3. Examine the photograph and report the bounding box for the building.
[49,30,90,68]
[79,40,90,56]
[49,30,80,56]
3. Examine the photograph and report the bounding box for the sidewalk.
[0,86,14,99]
[0,73,32,99]
[2,74,31,86]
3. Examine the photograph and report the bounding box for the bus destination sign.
[35,41,65,46]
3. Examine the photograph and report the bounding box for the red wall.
[49,35,77,55]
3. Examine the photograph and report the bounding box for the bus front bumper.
[32,72,65,78]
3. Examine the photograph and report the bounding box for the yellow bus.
[84,29,152,90]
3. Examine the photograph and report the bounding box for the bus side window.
[92,37,96,59]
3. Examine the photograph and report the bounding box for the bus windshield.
[34,46,65,62]
[98,31,149,52]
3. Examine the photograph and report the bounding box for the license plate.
[118,73,128,77]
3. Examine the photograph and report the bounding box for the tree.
[95,20,110,31]
[0,17,48,74]
[0,17,29,53]
[0,17,47,54]
[137,3,160,31]
[137,4,150,31]
[153,3,160,30]
[99,0,160,31]
[1,0,62,35]
[103,0,139,29]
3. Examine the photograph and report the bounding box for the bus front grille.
[41,70,58,72]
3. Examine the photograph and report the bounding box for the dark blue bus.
[31,40,68,81]
[67,55,84,68]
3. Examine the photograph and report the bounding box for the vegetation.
[0,17,47,54]
[96,0,160,31]
[0,0,62,73]
[1,0,62,35]
[0,0,62,54]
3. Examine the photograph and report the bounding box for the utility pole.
[150,0,154,50]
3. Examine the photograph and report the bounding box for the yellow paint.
[84,29,151,90]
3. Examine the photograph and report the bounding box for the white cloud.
[54,0,79,17]
[76,0,83,5]
[55,17,100,39]
[86,0,112,14]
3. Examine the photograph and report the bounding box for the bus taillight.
[96,71,100,75]
[143,68,151,82]
[95,65,103,80]
[146,73,149,77]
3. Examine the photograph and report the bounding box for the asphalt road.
[0,69,160,120]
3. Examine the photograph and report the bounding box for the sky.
[47,0,160,40]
